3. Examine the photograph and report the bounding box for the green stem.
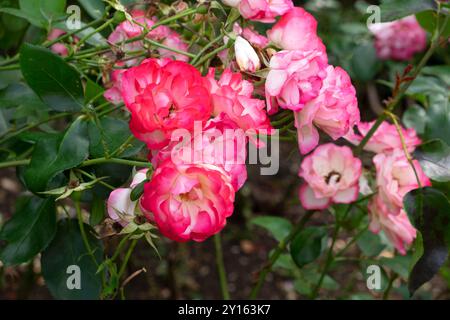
[355,16,446,154]
[80,157,152,168]
[249,211,315,299]
[117,239,138,280]
[310,205,353,299]
[383,273,398,300]
[190,34,223,65]
[76,19,115,49]
[214,233,230,300]
[144,38,195,58]
[0,112,71,145]
[193,42,232,67]
[0,157,151,170]
[75,200,99,267]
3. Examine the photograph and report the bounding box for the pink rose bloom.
[298,143,362,210]
[159,31,189,62]
[369,16,427,61]
[265,49,328,113]
[267,7,324,51]
[373,149,431,214]
[48,28,78,56]
[345,121,422,154]
[151,114,248,191]
[205,68,273,146]
[108,10,188,63]
[238,0,294,23]
[233,23,269,48]
[368,196,416,255]
[120,59,211,150]
[141,159,235,242]
[104,69,126,104]
[294,66,359,155]
[107,169,149,226]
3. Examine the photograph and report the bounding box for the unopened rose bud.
[222,0,241,7]
[234,36,260,72]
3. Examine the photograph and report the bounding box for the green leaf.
[84,79,106,105]
[415,139,450,182]
[53,21,107,47]
[41,219,103,299]
[90,196,105,226]
[23,117,89,193]
[0,196,56,265]
[356,229,386,257]
[250,216,292,242]
[404,187,450,296]
[402,104,426,135]
[416,11,450,37]
[17,0,67,28]
[130,180,146,202]
[77,0,105,19]
[379,0,437,22]
[290,227,327,268]
[350,43,380,82]
[424,94,450,145]
[380,255,412,279]
[87,116,144,159]
[20,43,83,112]
[422,66,450,86]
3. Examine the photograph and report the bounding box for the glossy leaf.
[77,0,105,19]
[290,227,327,268]
[379,0,437,22]
[20,43,83,112]
[41,219,103,299]
[415,139,450,182]
[0,196,56,265]
[404,187,450,296]
[250,216,292,242]
[23,117,89,193]
[87,116,144,159]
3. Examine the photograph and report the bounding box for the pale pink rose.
[233,23,269,48]
[235,36,261,72]
[107,169,149,226]
[368,195,416,255]
[373,149,431,214]
[205,68,273,146]
[298,143,362,210]
[141,159,235,242]
[120,58,211,150]
[345,121,422,154]
[294,66,359,155]
[369,15,427,61]
[48,28,78,56]
[104,69,126,104]
[159,31,189,62]
[238,0,294,23]
[265,49,328,114]
[267,7,323,51]
[151,114,248,191]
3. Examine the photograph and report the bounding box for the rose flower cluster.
[101,2,431,254]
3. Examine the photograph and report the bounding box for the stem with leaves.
[249,211,315,299]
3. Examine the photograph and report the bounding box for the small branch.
[214,233,230,300]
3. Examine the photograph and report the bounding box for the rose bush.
[0,0,449,301]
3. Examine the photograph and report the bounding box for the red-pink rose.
[205,68,273,146]
[265,49,328,113]
[369,16,427,61]
[120,59,211,150]
[294,66,359,155]
[141,159,235,242]
[151,114,248,191]
[298,143,362,210]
